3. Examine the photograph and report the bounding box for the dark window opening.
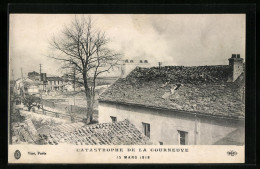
[144,60,148,63]
[175,83,182,90]
[140,60,143,63]
[110,116,117,122]
[130,60,133,63]
[178,130,188,145]
[142,122,150,138]
[159,141,163,145]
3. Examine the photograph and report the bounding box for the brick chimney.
[228,54,244,82]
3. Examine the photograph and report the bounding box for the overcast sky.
[9,14,245,79]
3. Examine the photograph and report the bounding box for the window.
[178,130,188,145]
[110,116,117,122]
[142,122,150,138]
[159,141,163,145]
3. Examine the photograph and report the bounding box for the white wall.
[120,62,151,78]
[28,86,39,94]
[99,102,243,145]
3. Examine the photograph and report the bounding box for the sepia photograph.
[8,14,245,163]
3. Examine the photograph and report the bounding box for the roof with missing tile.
[38,120,150,145]
[99,66,245,119]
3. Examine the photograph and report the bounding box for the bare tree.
[49,16,121,123]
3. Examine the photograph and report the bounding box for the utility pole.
[11,69,14,82]
[158,62,162,69]
[40,64,42,74]
[20,67,24,97]
[73,66,76,106]
[20,68,23,80]
[73,66,76,92]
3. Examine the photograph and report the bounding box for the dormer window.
[175,84,182,90]
[130,60,133,63]
[144,60,148,63]
[111,116,117,122]
[125,59,129,63]
[140,60,143,63]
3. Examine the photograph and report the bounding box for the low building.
[46,76,65,91]
[14,78,40,96]
[98,54,245,145]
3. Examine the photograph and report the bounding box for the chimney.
[120,59,150,78]
[158,62,162,69]
[120,59,136,78]
[228,54,244,82]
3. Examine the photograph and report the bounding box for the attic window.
[130,60,133,63]
[110,116,117,122]
[125,59,129,63]
[140,60,143,63]
[144,60,148,63]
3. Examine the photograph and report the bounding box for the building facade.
[99,101,244,145]
[46,76,65,91]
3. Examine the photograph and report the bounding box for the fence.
[35,108,84,122]
[42,99,87,114]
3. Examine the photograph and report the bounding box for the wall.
[28,86,39,94]
[99,101,244,145]
[120,62,151,78]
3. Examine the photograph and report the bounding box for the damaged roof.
[99,66,245,119]
[38,120,150,145]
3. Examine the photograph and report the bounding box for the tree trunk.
[86,96,94,124]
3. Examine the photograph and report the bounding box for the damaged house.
[98,54,245,145]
